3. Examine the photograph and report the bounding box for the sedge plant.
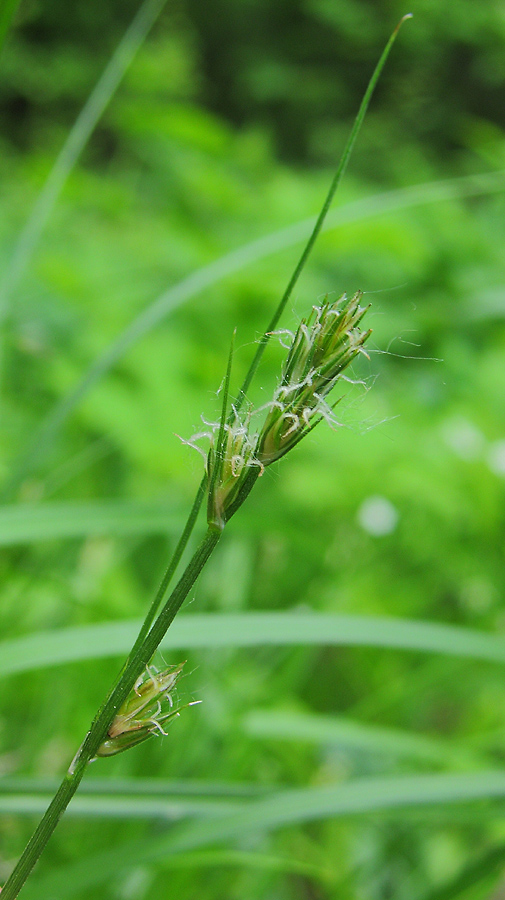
[1,16,410,898]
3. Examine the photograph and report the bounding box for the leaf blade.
[2,612,505,678]
[20,771,505,898]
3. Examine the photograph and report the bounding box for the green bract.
[96,663,195,757]
[257,292,371,465]
[203,292,371,529]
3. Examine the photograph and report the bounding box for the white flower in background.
[357,495,398,536]
[441,417,485,461]
[487,440,505,477]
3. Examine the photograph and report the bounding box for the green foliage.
[2,1,505,899]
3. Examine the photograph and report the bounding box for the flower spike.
[257,292,371,465]
[96,663,197,757]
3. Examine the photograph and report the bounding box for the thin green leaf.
[2,612,505,679]
[244,709,482,768]
[0,499,181,545]
[20,771,505,899]
[0,0,168,313]
[0,775,270,819]
[0,793,237,819]
[0,776,270,799]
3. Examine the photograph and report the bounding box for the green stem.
[1,527,221,900]
[127,475,208,658]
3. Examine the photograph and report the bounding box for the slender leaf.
[2,612,505,679]
[0,0,168,312]
[233,14,411,408]
[244,709,482,768]
[0,776,270,799]
[20,771,505,898]
[0,774,270,820]
[0,499,181,545]
[0,794,237,819]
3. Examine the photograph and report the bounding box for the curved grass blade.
[19,770,505,899]
[0,0,168,313]
[244,708,482,769]
[0,774,269,819]
[0,776,270,799]
[2,612,505,679]
[0,793,237,819]
[0,499,181,545]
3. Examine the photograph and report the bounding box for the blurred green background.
[2,0,505,897]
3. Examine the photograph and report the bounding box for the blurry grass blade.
[3,612,505,678]
[20,771,505,899]
[0,0,167,311]
[0,793,237,819]
[0,499,181,545]
[5,168,505,498]
[0,776,269,799]
[156,850,333,882]
[244,709,482,768]
[0,773,267,819]
[160,770,505,852]
[0,0,21,54]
